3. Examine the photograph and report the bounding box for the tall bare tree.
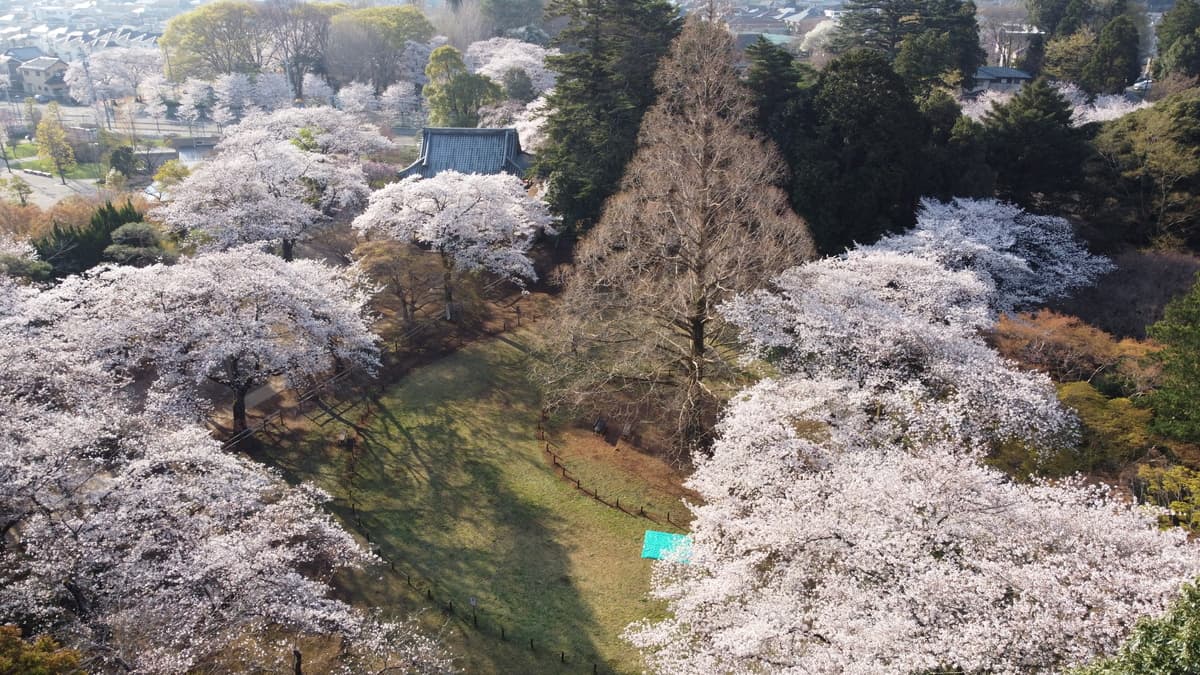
[542,11,815,459]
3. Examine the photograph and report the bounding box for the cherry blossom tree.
[139,75,170,134]
[352,171,554,319]
[253,71,295,111]
[621,191,1179,674]
[176,78,211,134]
[865,198,1115,314]
[379,81,419,122]
[627,386,1200,674]
[42,249,379,431]
[0,261,448,674]
[218,106,394,156]
[303,72,335,107]
[337,81,377,115]
[212,72,253,125]
[64,47,163,103]
[160,129,369,260]
[464,37,557,94]
[722,252,1076,450]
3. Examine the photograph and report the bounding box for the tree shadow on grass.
[266,338,619,674]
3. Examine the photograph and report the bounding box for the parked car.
[33,94,50,103]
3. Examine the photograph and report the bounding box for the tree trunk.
[281,238,295,262]
[441,252,454,321]
[292,648,303,675]
[233,388,249,433]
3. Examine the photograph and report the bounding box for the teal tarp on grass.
[641,530,692,563]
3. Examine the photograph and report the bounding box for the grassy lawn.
[8,141,37,159]
[11,157,103,179]
[264,329,688,674]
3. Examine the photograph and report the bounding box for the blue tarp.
[641,530,692,563]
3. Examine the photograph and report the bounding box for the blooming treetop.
[464,38,558,94]
[624,198,1194,673]
[158,133,369,256]
[865,198,1114,313]
[212,72,253,125]
[379,81,420,118]
[628,383,1200,674]
[40,249,379,427]
[303,73,335,107]
[352,171,554,284]
[722,251,1075,449]
[338,81,378,115]
[218,106,394,157]
[961,84,1152,126]
[176,78,211,127]
[478,95,550,152]
[253,72,294,111]
[64,47,163,103]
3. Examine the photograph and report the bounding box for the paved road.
[8,168,100,208]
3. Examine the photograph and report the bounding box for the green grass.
[11,157,103,179]
[265,330,682,674]
[8,141,37,159]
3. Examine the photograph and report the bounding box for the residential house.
[18,55,68,99]
[0,46,48,94]
[969,66,1033,94]
[399,127,532,179]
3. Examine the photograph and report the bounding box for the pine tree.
[534,0,681,232]
[983,77,1087,203]
[743,37,813,150]
[34,200,143,277]
[1156,0,1200,78]
[1081,15,1141,94]
[790,49,929,254]
[1148,275,1200,443]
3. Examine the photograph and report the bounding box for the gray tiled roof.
[975,66,1033,80]
[399,127,532,179]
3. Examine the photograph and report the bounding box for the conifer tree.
[1081,16,1141,94]
[1148,276,1200,442]
[534,0,681,232]
[546,12,813,458]
[983,78,1087,203]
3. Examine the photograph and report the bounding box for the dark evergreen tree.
[535,0,681,232]
[33,200,143,278]
[983,78,1087,203]
[1157,0,1200,63]
[1157,0,1200,78]
[743,37,813,151]
[834,0,921,56]
[789,50,929,254]
[835,0,983,84]
[1055,0,1088,35]
[1148,275,1200,442]
[919,90,995,199]
[1081,15,1141,93]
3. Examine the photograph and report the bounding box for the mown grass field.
[265,329,690,674]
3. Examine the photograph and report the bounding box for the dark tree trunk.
[233,388,249,433]
[281,238,295,262]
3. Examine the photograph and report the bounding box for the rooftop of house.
[19,55,65,71]
[975,66,1033,80]
[3,45,46,62]
[399,127,532,179]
